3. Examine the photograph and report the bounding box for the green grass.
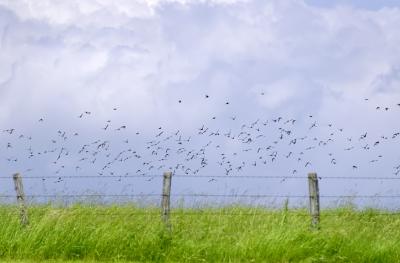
[0,204,400,262]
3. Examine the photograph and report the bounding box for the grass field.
[1,204,400,262]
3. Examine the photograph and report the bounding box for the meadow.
[0,204,399,262]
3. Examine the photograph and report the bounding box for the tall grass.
[0,204,399,262]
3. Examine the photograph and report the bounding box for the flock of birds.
[1,94,400,185]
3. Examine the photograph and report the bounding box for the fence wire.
[0,174,400,180]
[1,193,400,198]
[1,211,400,217]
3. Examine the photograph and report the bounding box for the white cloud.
[0,0,155,25]
[0,0,398,122]
[0,0,400,181]
[1,2,400,126]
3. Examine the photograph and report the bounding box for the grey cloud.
[0,0,399,138]
[372,65,400,94]
[305,0,400,10]
[0,1,399,207]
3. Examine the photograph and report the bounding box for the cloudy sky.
[1,0,400,208]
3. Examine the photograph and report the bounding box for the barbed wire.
[1,193,400,198]
[0,194,159,198]
[1,211,400,217]
[0,174,399,180]
[174,175,400,180]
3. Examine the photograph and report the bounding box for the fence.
[3,171,400,230]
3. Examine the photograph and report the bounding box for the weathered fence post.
[161,171,172,230]
[13,173,29,226]
[308,172,320,229]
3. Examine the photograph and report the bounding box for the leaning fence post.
[13,173,29,226]
[308,172,320,229]
[161,171,172,230]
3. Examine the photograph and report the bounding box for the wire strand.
[0,174,399,180]
[1,211,400,217]
[1,194,400,198]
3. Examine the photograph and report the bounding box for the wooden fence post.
[308,172,320,229]
[13,173,29,226]
[161,171,172,230]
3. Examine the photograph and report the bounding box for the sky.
[0,0,400,208]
